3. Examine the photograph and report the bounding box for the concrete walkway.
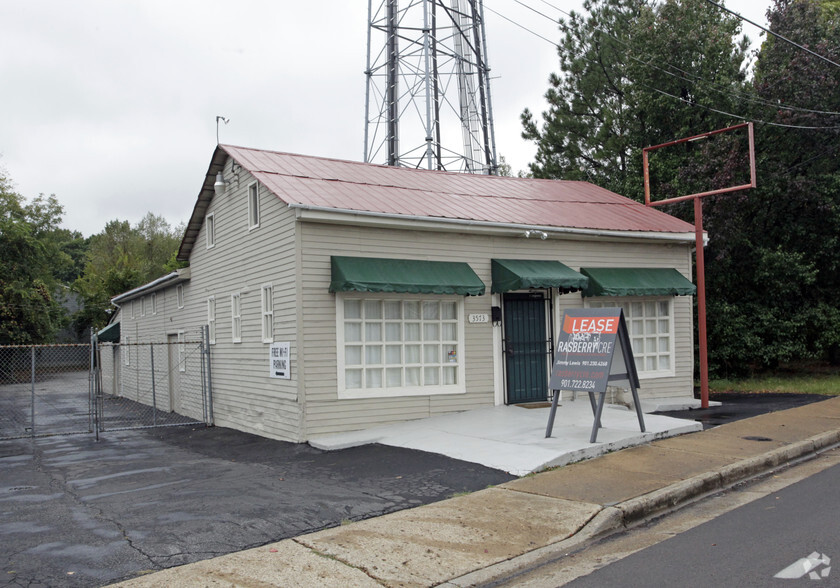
[111,396,840,587]
[311,400,703,475]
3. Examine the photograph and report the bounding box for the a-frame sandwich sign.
[545,307,646,443]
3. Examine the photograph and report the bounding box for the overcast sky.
[0,0,770,237]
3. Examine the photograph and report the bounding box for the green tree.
[521,0,840,375]
[72,214,184,334]
[522,0,750,200]
[703,0,840,373]
[0,175,69,344]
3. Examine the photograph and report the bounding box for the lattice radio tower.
[364,0,499,174]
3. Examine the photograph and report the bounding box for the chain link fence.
[0,344,94,439]
[97,329,211,433]
[0,327,213,441]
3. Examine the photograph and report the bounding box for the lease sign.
[549,308,623,393]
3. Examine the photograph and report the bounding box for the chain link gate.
[0,326,213,441]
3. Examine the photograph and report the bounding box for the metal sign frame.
[642,122,756,408]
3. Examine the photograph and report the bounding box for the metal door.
[503,294,550,404]
[167,334,180,413]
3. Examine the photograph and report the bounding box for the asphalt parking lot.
[0,426,515,587]
[1,392,830,587]
[656,392,829,428]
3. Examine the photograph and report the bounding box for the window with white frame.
[151,292,157,315]
[141,296,146,317]
[337,295,465,398]
[176,284,184,309]
[206,213,215,248]
[231,293,242,343]
[588,298,675,378]
[131,300,136,319]
[177,331,186,372]
[207,297,216,344]
[261,284,273,342]
[248,182,260,229]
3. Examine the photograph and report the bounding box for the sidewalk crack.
[292,538,389,586]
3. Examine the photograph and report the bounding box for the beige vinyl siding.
[98,332,120,397]
[299,223,496,438]
[113,159,694,442]
[148,159,301,442]
[551,241,694,400]
[188,161,300,441]
[112,285,208,421]
[299,221,695,438]
[488,237,694,398]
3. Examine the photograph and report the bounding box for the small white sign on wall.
[269,342,291,379]
[468,313,489,324]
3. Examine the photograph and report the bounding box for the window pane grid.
[589,298,672,375]
[344,297,460,389]
[248,183,260,228]
[231,294,242,343]
[261,285,273,342]
[207,298,216,344]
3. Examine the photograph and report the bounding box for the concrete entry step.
[310,401,702,476]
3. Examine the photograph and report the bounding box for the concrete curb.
[443,429,840,588]
[441,507,623,588]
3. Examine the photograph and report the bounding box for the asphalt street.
[0,426,514,587]
[564,461,840,587]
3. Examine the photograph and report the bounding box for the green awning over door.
[329,256,486,296]
[491,259,589,293]
[97,321,120,342]
[580,267,697,297]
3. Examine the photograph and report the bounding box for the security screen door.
[503,293,549,404]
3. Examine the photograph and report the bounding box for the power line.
[630,50,840,117]
[489,0,840,128]
[645,85,840,130]
[524,0,840,116]
[483,4,557,46]
[512,0,566,23]
[703,0,840,70]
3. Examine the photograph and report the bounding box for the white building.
[109,145,699,443]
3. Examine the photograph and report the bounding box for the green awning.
[491,259,589,294]
[581,268,697,297]
[329,256,485,296]
[97,321,120,343]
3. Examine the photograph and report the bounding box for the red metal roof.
[222,145,694,234]
[177,145,697,261]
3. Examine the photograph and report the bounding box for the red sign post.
[642,123,756,408]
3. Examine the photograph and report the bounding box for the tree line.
[0,174,183,344]
[522,0,840,375]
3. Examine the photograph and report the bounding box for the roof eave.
[289,203,700,244]
[177,146,230,262]
[111,268,192,305]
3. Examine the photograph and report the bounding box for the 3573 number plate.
[468,313,489,324]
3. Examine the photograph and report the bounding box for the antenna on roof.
[216,116,230,145]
